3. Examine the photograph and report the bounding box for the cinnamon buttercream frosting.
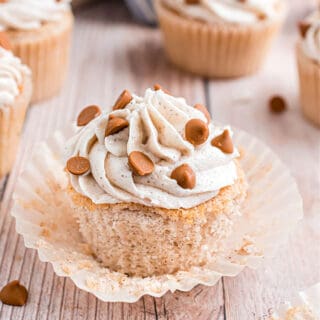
[65,88,240,209]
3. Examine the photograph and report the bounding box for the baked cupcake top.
[0,44,31,107]
[0,0,71,31]
[163,0,284,25]
[299,10,320,64]
[65,87,240,209]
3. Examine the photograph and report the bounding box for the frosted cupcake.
[297,10,320,127]
[155,0,286,78]
[0,37,32,179]
[64,86,247,277]
[0,0,74,103]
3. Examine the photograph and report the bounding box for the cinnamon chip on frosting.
[66,156,90,175]
[211,130,234,154]
[194,104,211,123]
[185,0,200,4]
[185,119,209,146]
[171,164,196,189]
[112,90,133,110]
[77,105,101,126]
[0,32,11,51]
[0,280,28,306]
[105,116,129,137]
[269,95,287,113]
[128,151,154,176]
[154,83,170,94]
[298,21,311,38]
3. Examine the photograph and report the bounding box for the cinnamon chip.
[171,164,196,189]
[194,104,211,123]
[0,280,28,306]
[211,130,234,154]
[128,151,154,176]
[66,156,90,175]
[153,84,170,94]
[105,116,129,137]
[112,90,132,110]
[269,95,287,114]
[0,32,11,51]
[77,105,101,126]
[298,21,311,38]
[185,119,209,146]
[185,0,200,4]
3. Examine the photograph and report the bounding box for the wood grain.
[0,1,319,319]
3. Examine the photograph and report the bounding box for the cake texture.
[0,0,74,103]
[297,11,320,127]
[65,87,247,277]
[155,0,285,78]
[0,45,32,179]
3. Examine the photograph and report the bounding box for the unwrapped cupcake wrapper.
[8,12,73,103]
[271,282,320,319]
[0,75,32,179]
[155,0,283,78]
[297,44,320,127]
[11,126,303,302]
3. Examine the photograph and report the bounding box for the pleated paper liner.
[270,282,320,319]
[11,126,303,302]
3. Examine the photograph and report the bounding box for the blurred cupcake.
[124,0,157,25]
[65,86,247,277]
[0,35,32,179]
[297,10,320,127]
[0,0,74,103]
[155,0,286,78]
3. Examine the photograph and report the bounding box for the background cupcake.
[0,37,32,179]
[155,0,286,78]
[297,10,320,127]
[0,0,74,103]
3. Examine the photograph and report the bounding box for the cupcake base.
[297,44,320,127]
[69,162,247,278]
[7,12,74,103]
[155,0,283,78]
[0,74,32,179]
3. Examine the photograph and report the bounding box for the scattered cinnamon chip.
[0,32,11,51]
[66,156,90,175]
[194,104,211,123]
[269,95,287,114]
[185,119,209,146]
[185,0,200,4]
[0,280,28,307]
[112,90,132,110]
[171,164,196,189]
[77,105,101,126]
[211,130,234,154]
[153,84,170,94]
[105,116,129,137]
[128,151,154,176]
[298,21,311,38]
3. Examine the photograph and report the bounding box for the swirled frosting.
[0,0,71,31]
[0,47,31,107]
[162,0,284,25]
[65,88,239,209]
[300,11,320,63]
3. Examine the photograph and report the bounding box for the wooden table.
[0,1,319,319]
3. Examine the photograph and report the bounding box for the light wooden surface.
[0,1,320,319]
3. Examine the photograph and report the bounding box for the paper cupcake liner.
[0,74,32,179]
[155,0,283,78]
[271,282,320,319]
[297,44,320,127]
[11,126,303,302]
[7,12,73,103]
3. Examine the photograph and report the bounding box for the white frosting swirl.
[301,11,320,63]
[0,0,71,31]
[65,89,239,209]
[163,0,284,25]
[0,47,31,107]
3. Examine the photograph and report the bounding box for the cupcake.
[0,0,74,103]
[155,0,286,78]
[64,86,247,277]
[297,10,320,127]
[0,36,32,179]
